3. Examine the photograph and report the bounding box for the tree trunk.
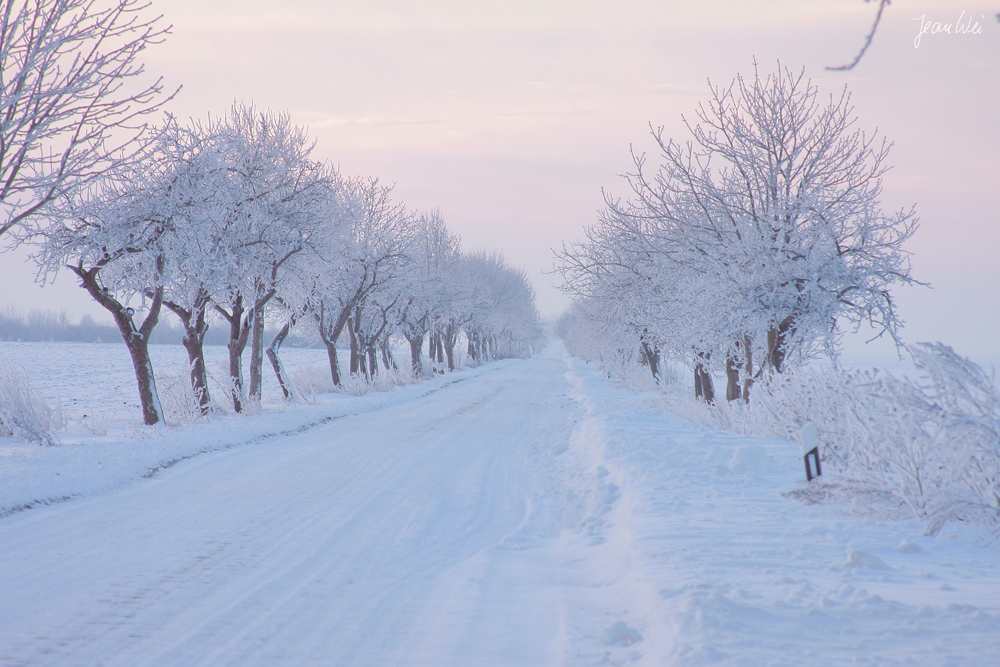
[434,333,444,366]
[767,316,795,373]
[429,332,444,373]
[348,313,361,376]
[248,305,266,403]
[444,324,456,371]
[444,340,454,371]
[367,345,379,377]
[742,336,754,403]
[701,366,715,404]
[163,293,211,415]
[314,303,351,387]
[266,320,297,401]
[352,313,372,379]
[216,285,277,413]
[124,323,164,425]
[215,296,249,413]
[693,354,715,404]
[73,265,164,425]
[725,355,741,402]
[228,324,248,413]
[349,324,359,376]
[641,340,661,383]
[181,328,210,414]
[358,343,368,378]
[406,332,423,375]
[315,304,343,387]
[323,336,342,387]
[380,338,397,371]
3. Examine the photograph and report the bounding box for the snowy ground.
[1,340,999,665]
[0,341,338,428]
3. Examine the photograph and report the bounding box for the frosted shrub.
[0,354,57,445]
[726,366,884,471]
[715,343,1000,533]
[338,367,416,396]
[156,370,209,424]
[889,344,1000,531]
[290,364,336,400]
[596,346,646,388]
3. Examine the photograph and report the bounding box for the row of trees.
[22,105,541,425]
[1,0,540,428]
[556,63,919,401]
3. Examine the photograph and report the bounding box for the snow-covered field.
[1,340,999,665]
[0,341,337,427]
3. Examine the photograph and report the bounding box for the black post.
[804,447,822,482]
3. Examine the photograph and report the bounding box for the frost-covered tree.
[457,251,541,363]
[398,210,461,375]
[557,297,671,388]
[558,63,919,402]
[556,195,722,397]
[1,0,172,239]
[71,106,332,416]
[34,149,175,425]
[307,178,414,385]
[144,114,256,415]
[339,180,415,379]
[265,167,353,398]
[31,113,263,422]
[347,293,400,379]
[206,104,329,412]
[134,117,228,416]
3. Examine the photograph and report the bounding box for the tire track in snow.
[557,350,672,666]
[0,376,472,521]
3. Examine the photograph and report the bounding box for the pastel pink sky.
[2,0,997,356]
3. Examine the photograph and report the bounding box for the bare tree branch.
[827,0,891,71]
[0,0,176,241]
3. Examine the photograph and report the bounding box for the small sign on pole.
[799,423,822,482]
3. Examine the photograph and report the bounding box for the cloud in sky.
[3,0,997,355]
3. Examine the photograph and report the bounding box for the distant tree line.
[0,306,318,347]
[0,307,120,344]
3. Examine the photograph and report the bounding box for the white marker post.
[799,423,822,482]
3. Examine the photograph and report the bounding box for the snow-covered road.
[2,341,999,666]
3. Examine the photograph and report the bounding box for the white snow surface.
[2,340,999,665]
